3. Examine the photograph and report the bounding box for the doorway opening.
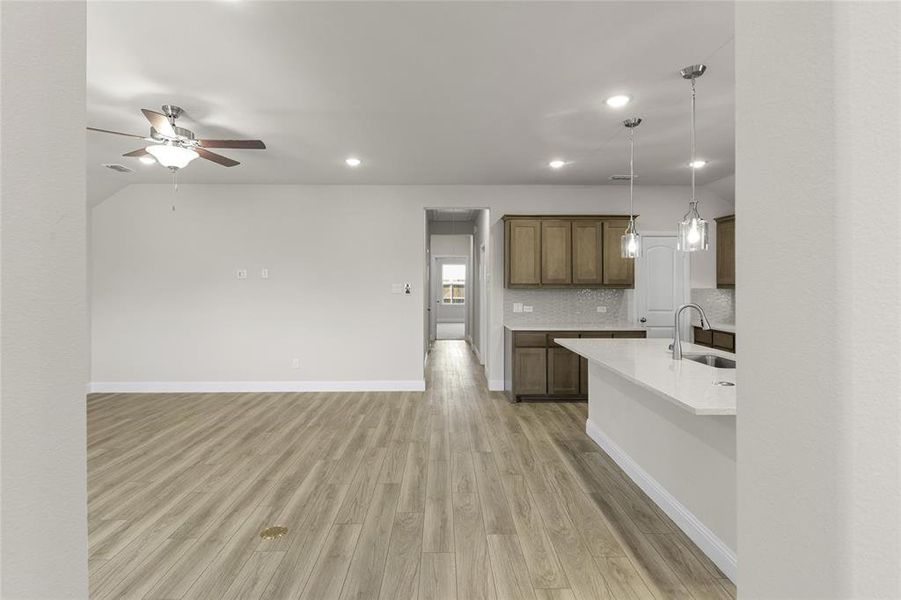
[437,262,467,339]
[424,208,491,380]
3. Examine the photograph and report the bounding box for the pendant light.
[678,64,708,252]
[621,117,642,258]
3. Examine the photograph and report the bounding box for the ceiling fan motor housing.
[151,125,196,144]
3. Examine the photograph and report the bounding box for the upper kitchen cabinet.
[602,220,634,287]
[715,215,735,288]
[505,219,542,286]
[503,215,634,288]
[572,220,604,285]
[541,220,572,285]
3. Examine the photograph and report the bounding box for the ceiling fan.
[87,104,266,171]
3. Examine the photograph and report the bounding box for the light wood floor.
[88,341,735,600]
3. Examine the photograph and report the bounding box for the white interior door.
[634,234,689,339]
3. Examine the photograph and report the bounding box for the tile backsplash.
[504,288,632,326]
[691,288,736,324]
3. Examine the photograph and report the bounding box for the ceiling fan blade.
[122,148,149,157]
[197,139,266,149]
[87,126,149,140]
[141,109,176,138]
[196,147,239,167]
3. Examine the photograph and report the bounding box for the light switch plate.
[391,283,403,294]
[596,306,607,313]
[236,269,247,280]
[261,268,269,279]
[513,303,523,313]
[523,305,533,313]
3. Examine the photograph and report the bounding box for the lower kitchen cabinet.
[548,347,581,395]
[693,326,736,352]
[505,328,646,400]
[512,347,547,395]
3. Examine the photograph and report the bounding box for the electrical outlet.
[523,305,533,313]
[236,269,247,280]
[404,283,412,295]
[513,303,523,313]
[291,358,300,369]
[596,306,607,313]
[261,268,269,279]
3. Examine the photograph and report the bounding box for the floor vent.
[103,163,134,173]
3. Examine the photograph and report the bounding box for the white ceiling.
[87,1,734,205]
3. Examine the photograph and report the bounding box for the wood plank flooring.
[87,341,735,599]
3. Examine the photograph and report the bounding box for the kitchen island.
[556,337,737,582]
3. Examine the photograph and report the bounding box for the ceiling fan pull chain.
[172,170,178,211]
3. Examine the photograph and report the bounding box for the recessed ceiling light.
[605,95,631,108]
[345,157,362,167]
[689,160,708,168]
[549,160,566,169]
[139,156,156,165]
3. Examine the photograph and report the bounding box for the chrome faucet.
[672,303,710,360]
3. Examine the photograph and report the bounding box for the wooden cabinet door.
[693,327,713,347]
[572,221,603,285]
[602,220,634,286]
[548,348,580,395]
[506,219,541,286]
[716,216,736,287]
[513,348,547,395]
[541,220,572,285]
[712,331,735,352]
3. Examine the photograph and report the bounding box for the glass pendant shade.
[145,144,199,169]
[678,64,709,252]
[621,221,641,258]
[678,202,709,251]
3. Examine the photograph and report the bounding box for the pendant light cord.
[690,76,698,208]
[629,124,635,225]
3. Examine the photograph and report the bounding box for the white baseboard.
[89,380,427,394]
[488,379,504,392]
[585,418,737,583]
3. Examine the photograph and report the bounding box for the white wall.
[430,233,472,257]
[736,2,901,597]
[472,209,490,363]
[1,1,89,597]
[91,184,732,391]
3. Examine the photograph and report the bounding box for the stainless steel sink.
[683,354,736,369]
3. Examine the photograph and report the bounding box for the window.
[441,264,465,304]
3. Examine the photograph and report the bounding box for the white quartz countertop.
[504,323,646,332]
[556,338,737,416]
[692,321,736,334]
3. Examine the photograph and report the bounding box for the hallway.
[87,340,734,599]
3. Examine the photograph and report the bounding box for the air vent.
[609,174,636,182]
[103,163,134,174]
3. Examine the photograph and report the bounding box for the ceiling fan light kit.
[146,143,199,170]
[88,104,266,172]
